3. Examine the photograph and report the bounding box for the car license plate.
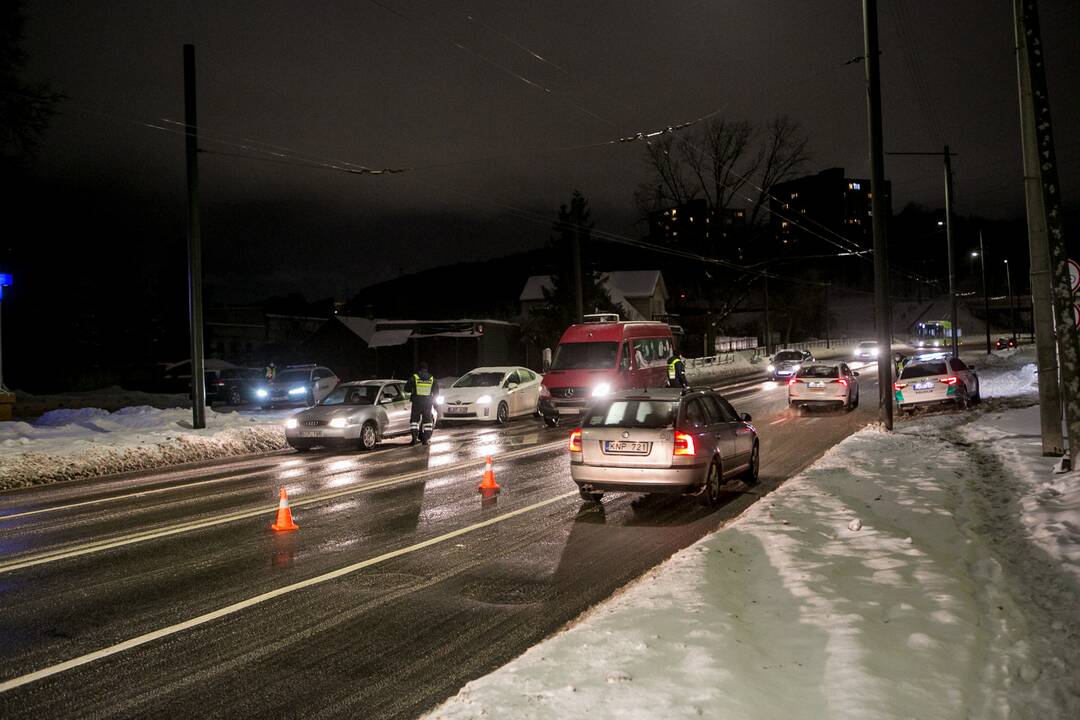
[300,430,322,438]
[446,406,469,414]
[914,381,934,392]
[808,381,825,390]
[603,440,650,455]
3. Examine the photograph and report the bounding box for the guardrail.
[685,353,737,368]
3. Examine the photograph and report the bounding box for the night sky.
[11,0,1080,302]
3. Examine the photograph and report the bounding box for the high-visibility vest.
[667,358,682,380]
[413,374,434,396]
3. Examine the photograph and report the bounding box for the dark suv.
[208,368,265,406]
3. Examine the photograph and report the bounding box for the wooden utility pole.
[184,44,206,429]
[862,0,893,430]
[1015,0,1073,459]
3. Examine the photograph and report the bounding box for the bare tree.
[746,114,810,227]
[684,118,758,212]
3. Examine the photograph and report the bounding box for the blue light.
[0,273,10,300]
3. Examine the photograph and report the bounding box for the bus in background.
[911,320,961,349]
[538,314,676,428]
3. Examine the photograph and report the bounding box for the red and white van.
[539,315,676,427]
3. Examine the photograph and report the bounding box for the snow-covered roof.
[367,329,414,348]
[519,275,555,302]
[519,271,666,303]
[335,315,376,344]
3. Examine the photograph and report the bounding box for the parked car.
[285,379,437,451]
[256,364,338,408]
[437,366,542,424]
[853,341,880,361]
[894,353,980,412]
[540,315,676,428]
[568,387,758,506]
[767,349,814,381]
[995,337,1018,350]
[207,367,264,406]
[787,362,860,411]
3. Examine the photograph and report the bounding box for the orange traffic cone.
[270,486,299,531]
[478,456,500,492]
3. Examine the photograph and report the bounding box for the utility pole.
[943,146,959,357]
[824,283,831,349]
[979,232,991,354]
[862,0,893,430]
[1004,259,1018,340]
[763,273,771,355]
[571,230,584,322]
[1015,0,1069,458]
[184,44,206,429]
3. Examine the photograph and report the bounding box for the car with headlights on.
[437,366,542,424]
[767,349,813,381]
[894,353,980,412]
[284,379,434,451]
[853,340,880,361]
[568,387,758,506]
[787,362,860,411]
[256,364,338,408]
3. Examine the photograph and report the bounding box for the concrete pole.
[184,44,206,429]
[862,0,893,430]
[943,146,959,358]
[979,232,991,354]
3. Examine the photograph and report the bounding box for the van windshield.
[551,342,618,370]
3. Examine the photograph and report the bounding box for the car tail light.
[787,376,798,386]
[836,377,848,387]
[893,382,907,390]
[939,376,959,386]
[568,428,582,453]
[673,431,696,456]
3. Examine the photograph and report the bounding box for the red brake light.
[787,376,798,386]
[673,431,696,456]
[836,377,848,387]
[939,376,959,386]
[893,382,907,390]
[568,428,582,453]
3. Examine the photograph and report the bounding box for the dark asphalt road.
[0,365,881,718]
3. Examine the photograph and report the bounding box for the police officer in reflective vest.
[405,361,439,445]
[667,352,688,389]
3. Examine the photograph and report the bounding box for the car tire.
[853,390,860,409]
[496,401,509,425]
[543,415,559,428]
[701,458,723,507]
[972,379,982,404]
[957,387,970,410]
[228,387,243,406]
[742,442,760,485]
[289,441,313,452]
[578,487,603,503]
[358,421,378,451]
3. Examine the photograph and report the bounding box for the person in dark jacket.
[404,361,439,445]
[666,352,688,389]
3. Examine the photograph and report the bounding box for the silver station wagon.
[569,388,759,506]
[284,379,436,451]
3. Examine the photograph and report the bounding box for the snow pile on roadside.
[968,347,1038,399]
[12,386,191,418]
[428,403,1079,716]
[0,406,289,488]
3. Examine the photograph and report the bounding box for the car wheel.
[543,415,559,428]
[853,390,860,409]
[972,379,982,404]
[742,442,760,485]
[496,401,509,425]
[578,487,603,503]
[228,387,243,406]
[701,459,722,507]
[289,441,312,452]
[957,387,970,410]
[359,421,378,451]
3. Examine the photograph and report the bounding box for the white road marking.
[0,490,578,694]
[0,440,566,575]
[0,428,540,522]
[769,416,790,426]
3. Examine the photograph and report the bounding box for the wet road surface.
[0,365,880,718]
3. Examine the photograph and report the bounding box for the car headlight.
[328,417,348,429]
[288,386,307,396]
[256,388,268,399]
[435,395,445,405]
[767,364,775,372]
[591,382,611,397]
[871,348,879,357]
[285,418,298,429]
[476,395,492,405]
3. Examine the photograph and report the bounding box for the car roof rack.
[583,313,620,323]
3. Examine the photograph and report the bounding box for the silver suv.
[569,388,759,506]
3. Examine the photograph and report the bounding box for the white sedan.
[436,366,542,424]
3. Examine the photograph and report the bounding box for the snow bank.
[0,406,289,488]
[428,353,1080,719]
[12,386,192,417]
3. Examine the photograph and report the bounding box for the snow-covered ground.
[0,406,291,489]
[428,348,1080,719]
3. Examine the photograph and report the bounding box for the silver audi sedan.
[569,388,759,506]
[284,379,435,451]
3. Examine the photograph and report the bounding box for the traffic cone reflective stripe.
[478,456,500,492]
[270,486,299,531]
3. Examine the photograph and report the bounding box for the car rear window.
[583,399,676,428]
[900,362,947,379]
[551,342,618,370]
[796,365,839,378]
[774,351,803,362]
